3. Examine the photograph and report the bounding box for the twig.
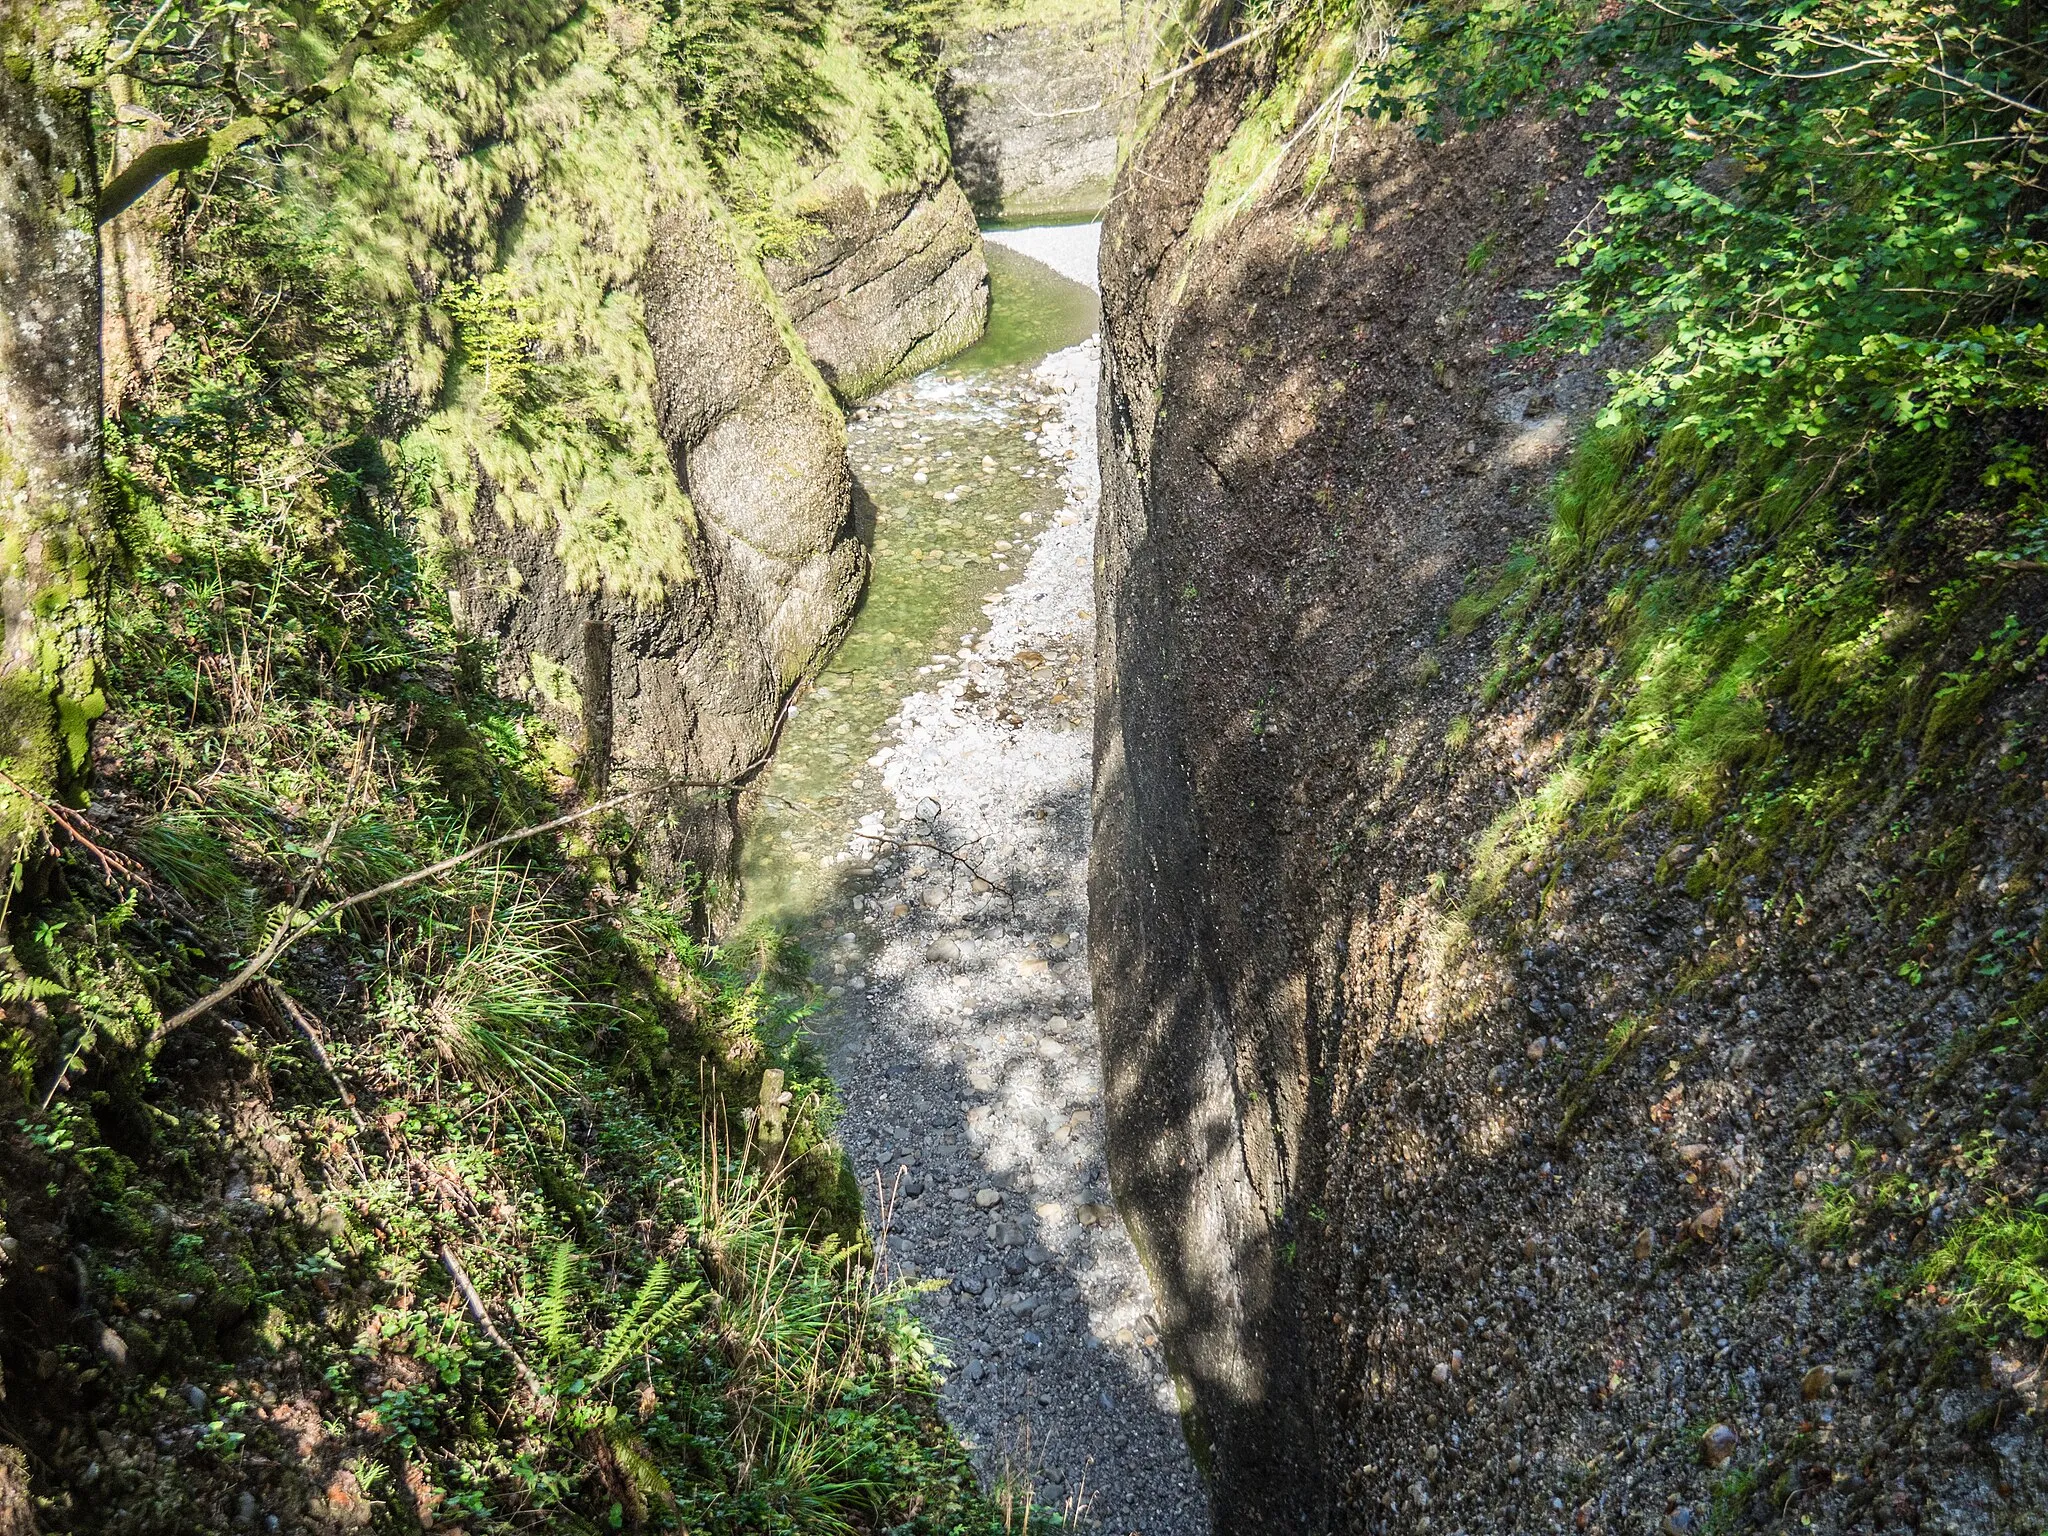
[261,985,362,1125]
[862,832,1013,900]
[440,1242,554,1411]
[94,0,479,222]
[0,768,168,902]
[1138,19,1280,93]
[150,792,639,1043]
[768,796,1013,898]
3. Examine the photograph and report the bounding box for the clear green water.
[951,243,1100,370]
[738,242,1097,935]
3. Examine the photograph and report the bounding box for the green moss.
[1447,548,1539,636]
[0,504,105,855]
[718,24,953,256]
[1186,23,1362,248]
[526,651,584,716]
[1462,406,2041,912]
[291,0,925,605]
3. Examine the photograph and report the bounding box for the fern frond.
[588,1263,700,1389]
[537,1241,578,1359]
[2,976,69,1003]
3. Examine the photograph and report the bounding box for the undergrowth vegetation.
[0,172,1004,1530]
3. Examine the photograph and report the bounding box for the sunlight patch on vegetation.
[1922,1201,2048,1340]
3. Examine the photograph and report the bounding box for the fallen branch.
[440,1242,554,1411]
[0,768,169,905]
[94,0,477,223]
[151,792,639,1043]
[260,986,362,1124]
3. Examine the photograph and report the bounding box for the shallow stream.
[739,239,1101,926]
[736,230,1209,1533]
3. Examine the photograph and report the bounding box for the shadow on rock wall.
[1094,43,2048,1536]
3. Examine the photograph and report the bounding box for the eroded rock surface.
[451,193,866,885]
[769,176,990,402]
[1095,47,2048,1536]
[942,7,1120,221]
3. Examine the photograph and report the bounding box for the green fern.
[1,976,69,1004]
[537,1242,578,1361]
[588,1260,700,1390]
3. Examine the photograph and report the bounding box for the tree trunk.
[0,3,110,865]
[100,73,175,410]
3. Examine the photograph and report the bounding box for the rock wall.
[304,2,988,900]
[941,5,1120,221]
[452,194,867,887]
[768,176,989,402]
[448,171,994,888]
[1096,45,2048,1536]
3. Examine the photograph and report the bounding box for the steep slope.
[1096,5,2048,1531]
[297,0,987,895]
[0,1,1009,1530]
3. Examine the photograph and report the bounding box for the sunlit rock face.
[941,7,1120,223]
[767,175,990,404]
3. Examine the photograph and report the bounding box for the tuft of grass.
[1557,1014,1650,1136]
[1922,1201,2048,1340]
[402,892,589,1101]
[133,813,245,905]
[1705,1464,1760,1535]
[1801,1181,1863,1250]
[1447,547,1539,637]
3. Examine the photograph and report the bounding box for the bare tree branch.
[441,1242,556,1411]
[95,0,475,224]
[149,791,639,1042]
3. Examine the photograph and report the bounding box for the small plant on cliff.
[1922,1198,2048,1341]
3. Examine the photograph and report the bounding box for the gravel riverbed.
[805,230,1207,1534]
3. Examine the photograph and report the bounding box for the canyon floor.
[745,225,1208,1533]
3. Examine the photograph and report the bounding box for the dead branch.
[764,794,1013,898]
[440,1242,555,1411]
[95,0,477,223]
[0,768,170,905]
[259,985,362,1123]
[150,792,639,1043]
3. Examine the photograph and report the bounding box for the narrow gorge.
[3,0,2048,1534]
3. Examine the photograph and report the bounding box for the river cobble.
[813,302,1207,1531]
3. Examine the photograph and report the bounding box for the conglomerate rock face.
[768,176,990,403]
[1093,48,2048,1536]
[941,7,1120,222]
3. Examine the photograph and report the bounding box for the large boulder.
[767,176,989,402]
[447,189,865,890]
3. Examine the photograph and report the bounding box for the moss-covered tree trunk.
[0,4,109,864]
